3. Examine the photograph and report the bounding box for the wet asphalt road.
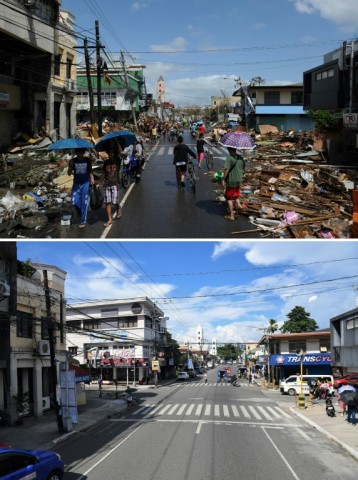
[3,132,264,239]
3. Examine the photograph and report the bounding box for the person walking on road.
[196,133,206,169]
[173,135,196,189]
[204,372,208,384]
[67,148,94,229]
[98,149,123,227]
[221,146,245,221]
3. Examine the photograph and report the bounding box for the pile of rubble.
[214,129,357,238]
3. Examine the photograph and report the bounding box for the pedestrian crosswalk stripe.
[274,406,291,418]
[248,405,262,420]
[267,406,281,418]
[167,404,179,415]
[223,405,230,417]
[131,402,292,422]
[257,405,273,421]
[240,405,250,419]
[231,405,240,417]
[158,147,165,155]
[195,404,203,416]
[177,404,187,415]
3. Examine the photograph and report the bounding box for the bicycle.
[205,146,214,171]
[120,155,140,189]
[187,159,197,193]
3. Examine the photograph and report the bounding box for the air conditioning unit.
[42,396,51,410]
[37,340,50,356]
[0,280,10,297]
[65,79,76,91]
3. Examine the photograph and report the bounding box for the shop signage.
[0,93,10,106]
[131,303,142,314]
[151,360,160,371]
[270,353,331,366]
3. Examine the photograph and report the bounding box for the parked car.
[177,372,189,381]
[333,373,358,389]
[187,369,197,378]
[194,366,204,374]
[0,448,64,480]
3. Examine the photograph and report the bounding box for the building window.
[41,318,50,339]
[101,308,118,317]
[288,340,306,353]
[66,58,72,79]
[264,91,280,105]
[118,316,138,328]
[54,54,61,76]
[68,346,78,356]
[67,320,81,331]
[315,69,334,81]
[319,338,330,351]
[83,320,99,330]
[291,91,303,105]
[346,317,358,329]
[16,311,33,338]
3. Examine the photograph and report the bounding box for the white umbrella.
[338,384,356,394]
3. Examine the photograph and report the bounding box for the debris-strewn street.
[0,123,357,239]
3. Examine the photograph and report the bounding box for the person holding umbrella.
[67,148,95,229]
[98,149,123,227]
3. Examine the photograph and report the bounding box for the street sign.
[343,113,358,128]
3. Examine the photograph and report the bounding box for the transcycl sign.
[270,354,331,365]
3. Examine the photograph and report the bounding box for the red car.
[333,373,358,389]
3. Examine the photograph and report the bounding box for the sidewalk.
[257,379,358,461]
[0,382,158,451]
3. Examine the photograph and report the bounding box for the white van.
[280,374,334,396]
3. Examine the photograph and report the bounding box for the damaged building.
[0,0,76,151]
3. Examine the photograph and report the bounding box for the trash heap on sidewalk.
[213,129,357,238]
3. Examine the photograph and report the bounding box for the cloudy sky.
[17,241,358,347]
[61,0,358,106]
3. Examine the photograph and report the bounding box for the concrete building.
[66,298,171,384]
[331,307,358,376]
[0,250,67,425]
[257,330,332,383]
[0,1,77,149]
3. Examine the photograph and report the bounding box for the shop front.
[270,353,332,381]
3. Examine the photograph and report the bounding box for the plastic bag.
[89,185,104,210]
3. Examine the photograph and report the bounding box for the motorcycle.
[325,398,336,417]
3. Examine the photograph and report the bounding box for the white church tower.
[196,324,204,350]
[157,76,165,103]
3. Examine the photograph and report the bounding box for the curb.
[289,407,358,462]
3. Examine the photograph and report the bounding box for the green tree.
[306,109,337,133]
[250,76,265,86]
[280,306,319,333]
[217,344,242,361]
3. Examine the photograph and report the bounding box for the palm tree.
[267,319,278,334]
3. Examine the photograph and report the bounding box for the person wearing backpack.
[221,146,245,221]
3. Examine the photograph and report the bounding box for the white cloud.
[150,37,187,53]
[291,0,358,32]
[131,2,148,11]
[309,295,318,302]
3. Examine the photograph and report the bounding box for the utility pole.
[95,20,103,136]
[84,37,96,134]
[120,51,137,129]
[43,270,64,434]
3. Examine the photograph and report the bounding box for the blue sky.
[17,241,358,346]
[60,0,358,106]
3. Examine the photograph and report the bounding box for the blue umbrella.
[48,138,94,151]
[94,130,137,151]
